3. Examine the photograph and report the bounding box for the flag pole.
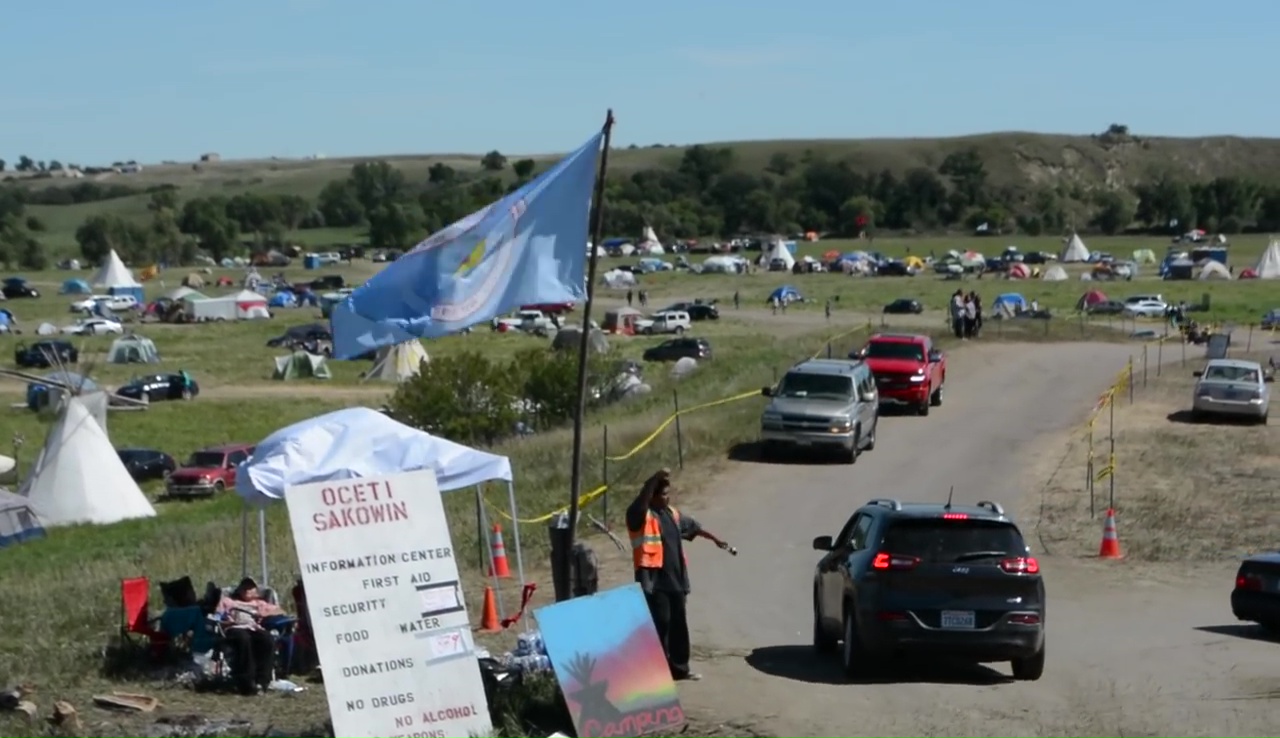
[563,109,615,596]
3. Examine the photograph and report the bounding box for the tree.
[427,163,456,185]
[75,214,153,265]
[178,198,239,262]
[367,201,423,251]
[512,158,536,179]
[276,194,311,230]
[48,160,63,171]
[317,180,364,227]
[148,188,179,212]
[480,151,507,172]
[1090,191,1135,235]
[939,149,987,207]
[765,152,795,176]
[389,351,519,446]
[348,160,407,213]
[24,215,44,231]
[16,156,34,172]
[0,159,6,172]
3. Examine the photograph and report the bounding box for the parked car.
[882,298,924,315]
[1121,295,1168,318]
[852,333,946,416]
[520,302,575,316]
[116,373,199,403]
[14,340,78,368]
[267,323,331,347]
[637,311,692,335]
[165,444,255,498]
[759,358,879,463]
[1086,300,1127,316]
[1191,359,1271,423]
[642,337,712,362]
[117,448,177,482]
[659,302,720,321]
[70,295,139,313]
[62,318,124,336]
[1231,551,1280,633]
[495,310,554,333]
[1259,309,1280,330]
[812,497,1045,680]
[1,278,39,299]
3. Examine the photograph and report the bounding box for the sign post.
[286,469,491,738]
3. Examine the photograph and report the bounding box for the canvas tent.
[551,326,609,354]
[1076,289,1109,311]
[273,350,331,380]
[637,225,664,255]
[1042,264,1068,281]
[107,334,160,364]
[0,489,44,548]
[1060,233,1090,263]
[91,249,144,301]
[60,279,90,295]
[602,306,643,335]
[364,341,429,382]
[234,407,522,589]
[165,285,204,301]
[760,240,797,270]
[19,396,156,527]
[1254,239,1280,279]
[1199,261,1232,280]
[181,273,206,289]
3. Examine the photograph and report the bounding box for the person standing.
[963,294,977,338]
[733,290,740,310]
[950,290,966,339]
[626,289,634,307]
[824,299,832,321]
[626,469,731,682]
[972,293,984,337]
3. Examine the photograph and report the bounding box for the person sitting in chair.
[217,577,284,695]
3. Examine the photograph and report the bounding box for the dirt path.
[661,341,1275,736]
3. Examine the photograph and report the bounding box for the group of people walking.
[949,290,984,339]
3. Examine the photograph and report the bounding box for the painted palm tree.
[563,652,624,725]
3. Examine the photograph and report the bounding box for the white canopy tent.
[235,408,523,595]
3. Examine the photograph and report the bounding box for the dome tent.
[107,333,160,364]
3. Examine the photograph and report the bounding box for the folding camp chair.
[120,577,171,659]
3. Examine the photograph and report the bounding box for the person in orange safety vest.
[626,468,731,682]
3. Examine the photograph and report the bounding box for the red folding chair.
[120,577,170,659]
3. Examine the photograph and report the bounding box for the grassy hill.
[11,130,1280,254]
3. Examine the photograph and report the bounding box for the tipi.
[19,396,156,527]
[365,341,430,382]
[91,249,142,291]
[761,240,796,270]
[1255,238,1280,279]
[1060,233,1090,263]
[637,226,665,255]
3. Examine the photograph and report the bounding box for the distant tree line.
[7,143,1280,271]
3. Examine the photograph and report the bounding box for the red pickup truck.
[854,333,946,416]
[520,302,575,316]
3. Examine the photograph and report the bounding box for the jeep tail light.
[1008,613,1041,625]
[999,557,1040,574]
[941,512,968,520]
[1236,573,1262,591]
[872,552,920,571]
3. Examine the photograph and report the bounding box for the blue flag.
[331,131,603,358]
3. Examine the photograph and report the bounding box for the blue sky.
[2,0,1276,165]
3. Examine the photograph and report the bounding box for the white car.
[70,295,138,313]
[636,311,692,335]
[1122,298,1168,318]
[1192,359,1271,423]
[62,318,124,336]
[495,310,554,333]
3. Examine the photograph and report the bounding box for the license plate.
[940,610,976,629]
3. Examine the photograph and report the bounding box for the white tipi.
[365,341,430,383]
[637,225,665,255]
[1254,238,1280,279]
[19,396,155,527]
[760,239,797,270]
[1060,233,1090,263]
[91,249,142,289]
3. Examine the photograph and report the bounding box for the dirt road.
[667,341,1276,736]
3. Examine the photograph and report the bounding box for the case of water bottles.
[508,630,552,674]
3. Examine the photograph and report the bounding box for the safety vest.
[629,506,688,570]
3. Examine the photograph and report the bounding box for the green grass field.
[0,233,1277,735]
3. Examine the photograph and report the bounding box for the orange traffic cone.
[488,523,511,578]
[477,586,501,633]
[1099,508,1124,559]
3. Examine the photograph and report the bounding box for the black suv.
[811,497,1045,680]
[642,337,712,362]
[15,340,78,369]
